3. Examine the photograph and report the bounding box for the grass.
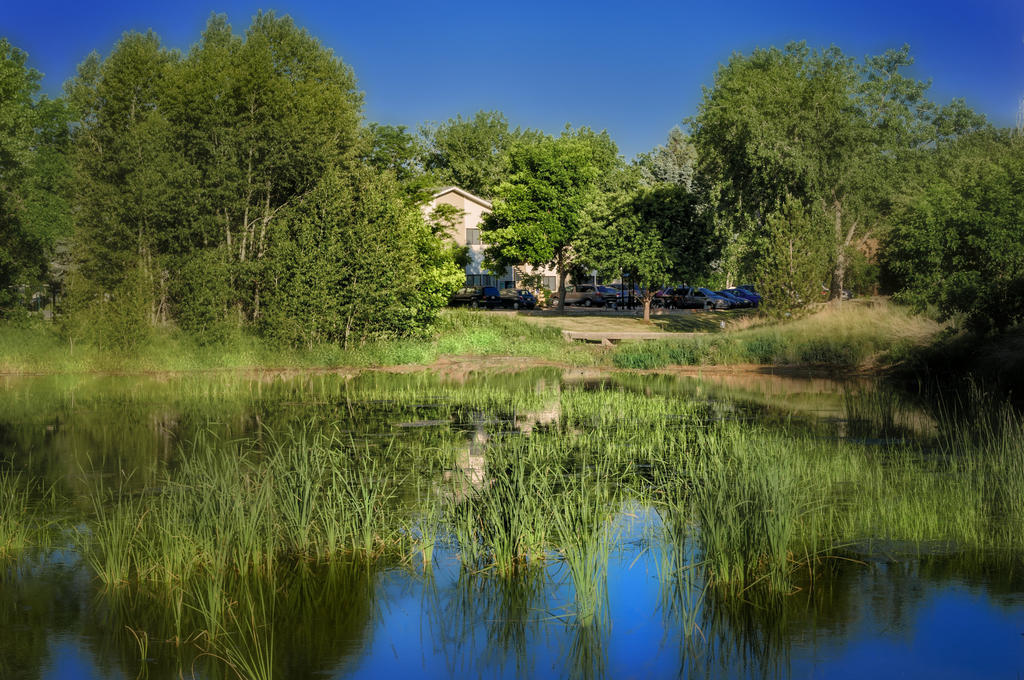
[0,299,948,377]
[0,473,37,562]
[518,308,733,333]
[612,299,943,370]
[0,309,594,375]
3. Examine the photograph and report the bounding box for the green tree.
[751,196,833,309]
[66,13,366,337]
[481,127,619,311]
[692,42,935,303]
[0,39,72,315]
[635,127,697,189]
[884,131,1024,333]
[261,167,420,347]
[170,12,363,323]
[65,31,189,325]
[422,110,523,198]
[363,123,434,200]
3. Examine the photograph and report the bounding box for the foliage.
[692,42,939,301]
[261,167,434,348]
[363,122,435,200]
[749,196,833,310]
[0,39,72,315]
[171,248,236,344]
[422,110,523,198]
[56,14,458,347]
[635,127,696,189]
[884,131,1024,333]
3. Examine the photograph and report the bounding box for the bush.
[172,250,237,345]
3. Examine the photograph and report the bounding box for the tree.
[480,127,619,311]
[0,39,72,315]
[884,131,1024,333]
[422,110,523,198]
[66,13,366,334]
[692,42,936,303]
[635,127,697,189]
[750,196,833,309]
[261,166,449,347]
[65,30,191,325]
[363,123,434,200]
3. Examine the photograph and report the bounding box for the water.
[1,368,1022,679]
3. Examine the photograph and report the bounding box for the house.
[423,186,560,291]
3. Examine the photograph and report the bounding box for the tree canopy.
[884,131,1024,333]
[692,42,939,302]
[59,13,459,347]
[0,39,72,315]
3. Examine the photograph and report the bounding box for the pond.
[1,367,1022,679]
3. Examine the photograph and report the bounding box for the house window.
[466,274,497,287]
[543,277,557,290]
[465,228,480,245]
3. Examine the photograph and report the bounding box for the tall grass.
[0,473,36,561]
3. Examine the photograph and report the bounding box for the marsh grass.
[0,472,40,562]
[545,476,615,627]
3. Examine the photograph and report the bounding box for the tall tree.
[261,166,435,347]
[170,12,364,322]
[481,127,620,311]
[884,131,1024,333]
[67,13,366,333]
[635,127,697,189]
[0,39,72,315]
[65,31,186,328]
[692,43,936,302]
[362,123,434,200]
[422,110,522,198]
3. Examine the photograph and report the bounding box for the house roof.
[430,186,493,210]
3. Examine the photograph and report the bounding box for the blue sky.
[5,0,1023,158]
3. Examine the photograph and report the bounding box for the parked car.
[613,284,647,308]
[449,286,501,308]
[726,287,761,307]
[499,288,537,310]
[671,286,733,310]
[716,289,753,308]
[651,287,675,308]
[563,285,609,307]
[597,286,621,308]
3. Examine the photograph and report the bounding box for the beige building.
[423,186,560,290]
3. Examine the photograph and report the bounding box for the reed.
[0,473,34,562]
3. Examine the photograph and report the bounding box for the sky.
[4,0,1023,159]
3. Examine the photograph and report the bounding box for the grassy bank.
[612,300,942,370]
[0,300,949,375]
[0,309,595,374]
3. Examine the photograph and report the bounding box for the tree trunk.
[829,201,861,304]
[557,268,567,313]
[643,295,652,323]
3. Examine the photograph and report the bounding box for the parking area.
[486,306,754,333]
